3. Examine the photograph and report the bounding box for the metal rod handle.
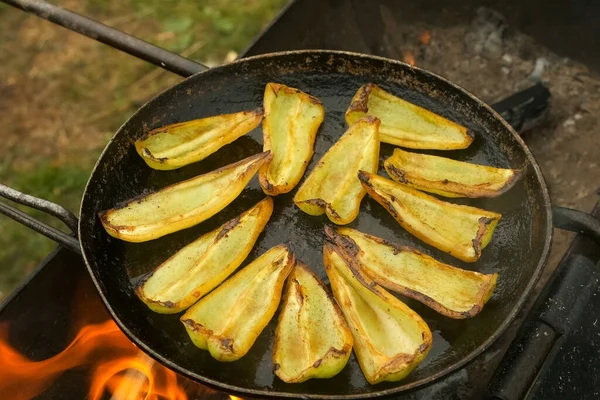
[0,183,79,235]
[1,0,207,78]
[0,183,81,253]
[552,206,600,245]
[0,183,78,233]
[0,201,81,254]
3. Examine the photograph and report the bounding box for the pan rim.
[79,49,554,399]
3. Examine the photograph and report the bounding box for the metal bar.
[553,206,600,245]
[491,82,551,134]
[487,254,599,400]
[487,202,600,399]
[0,183,78,234]
[1,0,207,78]
[486,321,558,400]
[0,201,81,254]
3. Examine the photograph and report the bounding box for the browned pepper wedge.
[323,243,432,384]
[273,261,353,383]
[359,171,501,262]
[384,147,521,198]
[181,245,294,362]
[325,226,498,319]
[136,197,274,314]
[135,109,263,170]
[259,83,325,195]
[99,151,272,243]
[346,83,472,150]
[293,116,380,225]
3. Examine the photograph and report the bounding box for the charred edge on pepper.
[328,244,382,297]
[136,280,180,309]
[101,152,272,215]
[101,189,159,213]
[459,305,482,318]
[346,83,373,113]
[354,230,409,256]
[143,108,265,139]
[99,222,134,234]
[357,170,371,186]
[271,83,323,106]
[398,287,439,309]
[386,164,408,184]
[382,353,415,370]
[426,169,521,197]
[359,115,380,125]
[307,348,349,369]
[260,177,275,194]
[181,319,205,332]
[497,168,523,195]
[134,273,169,306]
[137,110,265,164]
[472,216,496,255]
[98,209,137,233]
[145,119,198,136]
[135,271,153,291]
[387,240,406,255]
[292,278,304,307]
[216,215,242,241]
[141,147,168,164]
[326,345,351,358]
[358,172,400,219]
[379,196,399,219]
[304,198,327,209]
[213,150,272,176]
[275,246,295,270]
[97,209,109,221]
[220,338,235,353]
[477,273,498,300]
[394,286,481,318]
[324,226,360,258]
[325,204,342,220]
[418,342,430,353]
[271,84,279,98]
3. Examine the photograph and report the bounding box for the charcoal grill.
[1,0,599,399]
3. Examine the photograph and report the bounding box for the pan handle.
[0,184,81,254]
[552,206,600,245]
[1,0,207,78]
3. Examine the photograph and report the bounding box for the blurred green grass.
[0,0,288,300]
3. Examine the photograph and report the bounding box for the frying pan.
[2,1,600,398]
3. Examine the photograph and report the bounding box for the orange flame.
[0,320,192,400]
[229,396,244,400]
[402,51,416,66]
[89,354,187,400]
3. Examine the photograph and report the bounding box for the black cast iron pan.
[1,1,600,399]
